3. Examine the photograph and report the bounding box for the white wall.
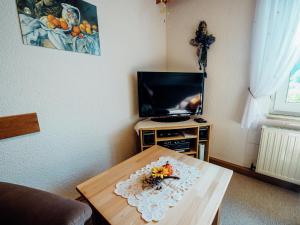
[0,0,166,198]
[166,0,258,167]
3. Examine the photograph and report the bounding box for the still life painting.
[16,0,101,56]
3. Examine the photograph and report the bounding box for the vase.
[61,3,81,26]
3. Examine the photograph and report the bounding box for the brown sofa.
[0,182,92,225]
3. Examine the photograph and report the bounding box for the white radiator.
[256,126,300,185]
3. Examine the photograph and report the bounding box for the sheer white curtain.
[241,0,300,128]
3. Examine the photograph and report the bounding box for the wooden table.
[77,146,233,225]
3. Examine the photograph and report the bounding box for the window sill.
[267,114,300,122]
[265,114,300,130]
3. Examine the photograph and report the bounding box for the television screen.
[138,72,204,117]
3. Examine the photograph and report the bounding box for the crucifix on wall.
[190,21,215,78]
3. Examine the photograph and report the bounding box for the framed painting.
[16,0,101,56]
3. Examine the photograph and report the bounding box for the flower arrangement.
[142,161,179,190]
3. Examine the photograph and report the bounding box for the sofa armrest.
[0,182,92,225]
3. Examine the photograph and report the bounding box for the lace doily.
[114,156,201,222]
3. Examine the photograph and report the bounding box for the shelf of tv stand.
[136,118,212,161]
[142,145,153,148]
[182,151,197,155]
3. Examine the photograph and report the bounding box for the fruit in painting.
[60,21,68,30]
[92,25,98,31]
[47,21,55,29]
[71,32,77,37]
[46,15,68,29]
[71,26,81,37]
[85,23,92,34]
[45,14,98,36]
[79,21,97,34]
[86,27,92,34]
[79,24,86,32]
[72,26,80,34]
[79,33,84,39]
[52,18,61,27]
[85,23,91,30]
[47,14,55,22]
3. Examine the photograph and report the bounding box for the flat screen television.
[138,72,204,119]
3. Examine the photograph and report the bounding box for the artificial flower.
[151,166,169,179]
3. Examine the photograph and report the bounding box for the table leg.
[212,209,220,225]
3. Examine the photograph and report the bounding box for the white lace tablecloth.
[114,157,201,222]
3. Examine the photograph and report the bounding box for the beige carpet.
[221,173,300,225]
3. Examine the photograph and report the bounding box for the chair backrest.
[0,182,92,225]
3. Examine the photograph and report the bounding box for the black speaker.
[199,127,208,140]
[142,130,155,146]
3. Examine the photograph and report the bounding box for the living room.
[0,0,299,225]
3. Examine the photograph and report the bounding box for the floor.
[221,173,300,225]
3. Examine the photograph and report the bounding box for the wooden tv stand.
[135,118,211,162]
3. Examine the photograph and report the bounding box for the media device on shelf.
[160,140,192,152]
[138,71,205,122]
[194,117,207,123]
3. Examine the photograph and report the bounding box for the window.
[271,64,300,116]
[286,70,300,103]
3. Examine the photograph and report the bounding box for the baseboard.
[210,157,300,193]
